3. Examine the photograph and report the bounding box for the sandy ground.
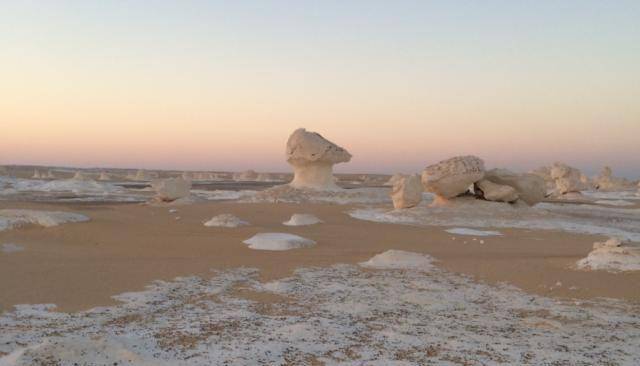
[1,200,639,313]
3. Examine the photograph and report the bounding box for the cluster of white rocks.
[418,156,545,207]
[593,166,635,191]
[549,162,589,195]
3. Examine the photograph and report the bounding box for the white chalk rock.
[133,170,153,181]
[390,174,423,209]
[283,213,322,226]
[32,170,42,179]
[46,170,55,179]
[233,170,259,182]
[152,177,192,202]
[359,250,435,271]
[204,214,249,227]
[98,172,111,181]
[286,128,352,190]
[550,163,586,194]
[72,171,91,181]
[384,173,403,186]
[484,169,546,205]
[577,238,640,272]
[243,233,316,251]
[421,156,485,200]
[475,179,519,203]
[594,166,634,191]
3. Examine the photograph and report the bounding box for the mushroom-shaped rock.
[484,169,546,206]
[152,177,192,202]
[286,128,352,190]
[421,156,485,200]
[474,179,519,203]
[550,163,586,194]
[391,174,423,209]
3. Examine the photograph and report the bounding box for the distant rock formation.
[133,170,153,181]
[549,163,586,195]
[32,170,42,179]
[286,128,352,190]
[483,169,546,206]
[152,177,192,202]
[421,156,485,202]
[594,166,634,191]
[390,174,423,209]
[46,170,56,179]
[233,170,259,182]
[98,172,111,181]
[72,171,91,181]
[384,173,403,187]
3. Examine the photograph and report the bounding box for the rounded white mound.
[242,233,316,251]
[0,209,89,232]
[283,213,322,226]
[576,238,640,272]
[359,250,435,271]
[204,214,249,228]
[445,228,502,236]
[1,243,24,253]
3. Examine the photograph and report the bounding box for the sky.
[1,1,639,177]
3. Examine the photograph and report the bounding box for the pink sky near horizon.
[1,1,639,178]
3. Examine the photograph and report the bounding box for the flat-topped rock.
[421,156,485,200]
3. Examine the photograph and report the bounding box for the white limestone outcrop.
[576,237,640,272]
[484,169,546,206]
[421,156,484,201]
[286,128,352,190]
[152,177,192,202]
[550,163,586,195]
[475,179,519,203]
[594,166,634,191]
[390,174,423,209]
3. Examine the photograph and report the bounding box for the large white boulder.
[576,238,640,272]
[421,156,484,200]
[484,169,546,205]
[152,177,192,202]
[474,179,519,203]
[550,163,586,194]
[286,128,352,190]
[390,174,423,209]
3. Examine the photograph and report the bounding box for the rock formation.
[203,214,249,227]
[529,166,556,193]
[32,170,42,179]
[46,170,56,179]
[484,169,546,205]
[390,174,423,209]
[286,128,352,190]
[233,170,259,182]
[72,171,91,180]
[421,156,485,202]
[576,237,640,272]
[474,179,519,203]
[283,213,323,226]
[151,177,192,202]
[594,166,634,191]
[549,163,586,195]
[98,172,111,181]
[130,170,152,181]
[384,173,403,187]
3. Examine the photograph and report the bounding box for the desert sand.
[2,199,639,313]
